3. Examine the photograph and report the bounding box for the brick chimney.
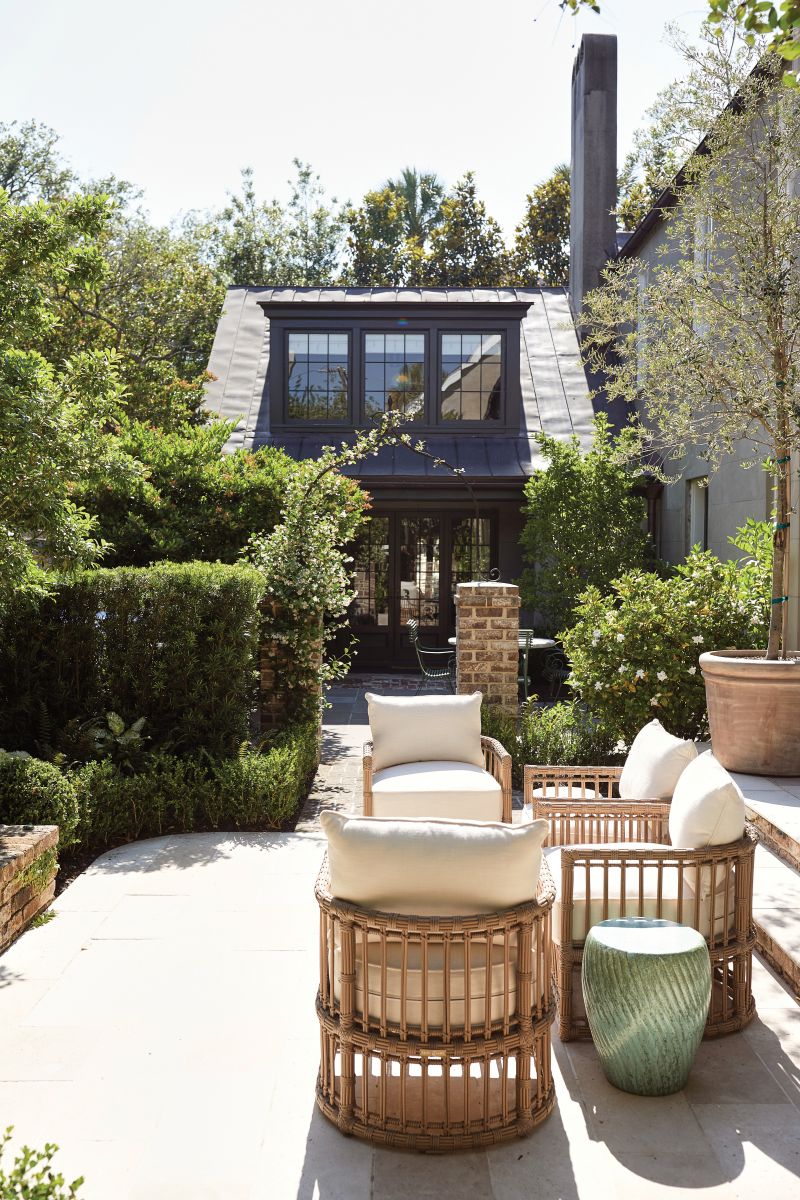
[569,34,618,321]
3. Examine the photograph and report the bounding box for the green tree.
[424,173,508,286]
[0,189,125,608]
[616,18,764,230]
[285,159,345,284]
[51,207,224,427]
[197,166,290,285]
[509,163,570,286]
[384,167,444,246]
[519,415,650,635]
[0,119,74,201]
[345,187,416,285]
[580,69,800,659]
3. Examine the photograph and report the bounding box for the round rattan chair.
[315,856,557,1151]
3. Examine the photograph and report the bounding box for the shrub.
[0,561,265,757]
[482,701,622,787]
[0,754,80,848]
[0,1128,83,1199]
[74,421,300,567]
[62,720,320,853]
[561,521,771,744]
[519,415,651,635]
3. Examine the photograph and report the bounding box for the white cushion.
[371,760,502,820]
[333,933,524,1028]
[545,845,737,943]
[619,719,698,800]
[320,810,549,916]
[366,691,483,773]
[669,751,745,849]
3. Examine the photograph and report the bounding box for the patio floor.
[1,682,799,1198]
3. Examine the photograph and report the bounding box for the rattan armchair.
[315,855,556,1150]
[363,735,513,823]
[524,774,757,1043]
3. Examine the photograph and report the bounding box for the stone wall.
[454,581,520,713]
[0,825,58,954]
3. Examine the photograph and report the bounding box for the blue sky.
[1,0,712,238]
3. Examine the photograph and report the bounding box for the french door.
[350,511,494,668]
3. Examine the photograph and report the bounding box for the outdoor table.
[581,917,712,1096]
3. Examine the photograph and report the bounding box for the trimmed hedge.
[0,755,81,848]
[0,561,265,757]
[482,700,622,788]
[0,721,319,857]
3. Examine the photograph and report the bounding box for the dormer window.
[287,332,349,420]
[364,333,425,418]
[440,332,502,421]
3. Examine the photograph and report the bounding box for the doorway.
[349,510,495,668]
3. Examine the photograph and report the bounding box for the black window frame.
[283,327,353,424]
[267,307,522,434]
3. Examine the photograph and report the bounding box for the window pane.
[287,331,349,420]
[363,331,425,420]
[438,330,502,421]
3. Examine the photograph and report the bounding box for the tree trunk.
[767,452,790,660]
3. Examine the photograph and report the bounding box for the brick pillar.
[454,581,520,713]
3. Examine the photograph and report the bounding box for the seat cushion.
[669,751,745,850]
[371,760,503,821]
[366,691,483,772]
[333,933,524,1028]
[545,845,737,943]
[320,810,549,916]
[619,719,698,800]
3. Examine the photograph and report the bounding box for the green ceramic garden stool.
[582,918,712,1097]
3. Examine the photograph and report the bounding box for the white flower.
[688,665,697,675]
[617,664,627,674]
[616,632,625,642]
[594,681,603,691]
[692,635,704,644]
[650,694,660,706]
[635,668,645,679]
[656,670,667,681]
[593,628,601,637]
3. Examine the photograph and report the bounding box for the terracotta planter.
[699,650,800,776]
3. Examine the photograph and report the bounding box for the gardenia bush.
[562,521,771,743]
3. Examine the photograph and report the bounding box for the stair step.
[752,842,800,999]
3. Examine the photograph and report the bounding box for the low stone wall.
[0,825,58,954]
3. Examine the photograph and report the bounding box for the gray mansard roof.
[203,286,594,479]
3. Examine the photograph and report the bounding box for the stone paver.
[1,690,799,1197]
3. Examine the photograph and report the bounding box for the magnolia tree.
[580,67,800,659]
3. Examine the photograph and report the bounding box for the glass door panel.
[351,517,390,629]
[397,517,441,632]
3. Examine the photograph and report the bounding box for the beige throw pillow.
[668,751,745,849]
[320,810,549,916]
[367,691,483,772]
[619,719,698,800]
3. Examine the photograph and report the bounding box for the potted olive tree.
[581,63,800,774]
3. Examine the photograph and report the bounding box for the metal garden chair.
[406,618,456,694]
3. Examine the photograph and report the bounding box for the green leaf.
[776,40,800,58]
[106,711,125,736]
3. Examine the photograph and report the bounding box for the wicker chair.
[315,855,556,1150]
[364,735,513,823]
[524,770,757,1043]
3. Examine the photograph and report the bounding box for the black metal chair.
[406,619,456,694]
[542,649,571,700]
